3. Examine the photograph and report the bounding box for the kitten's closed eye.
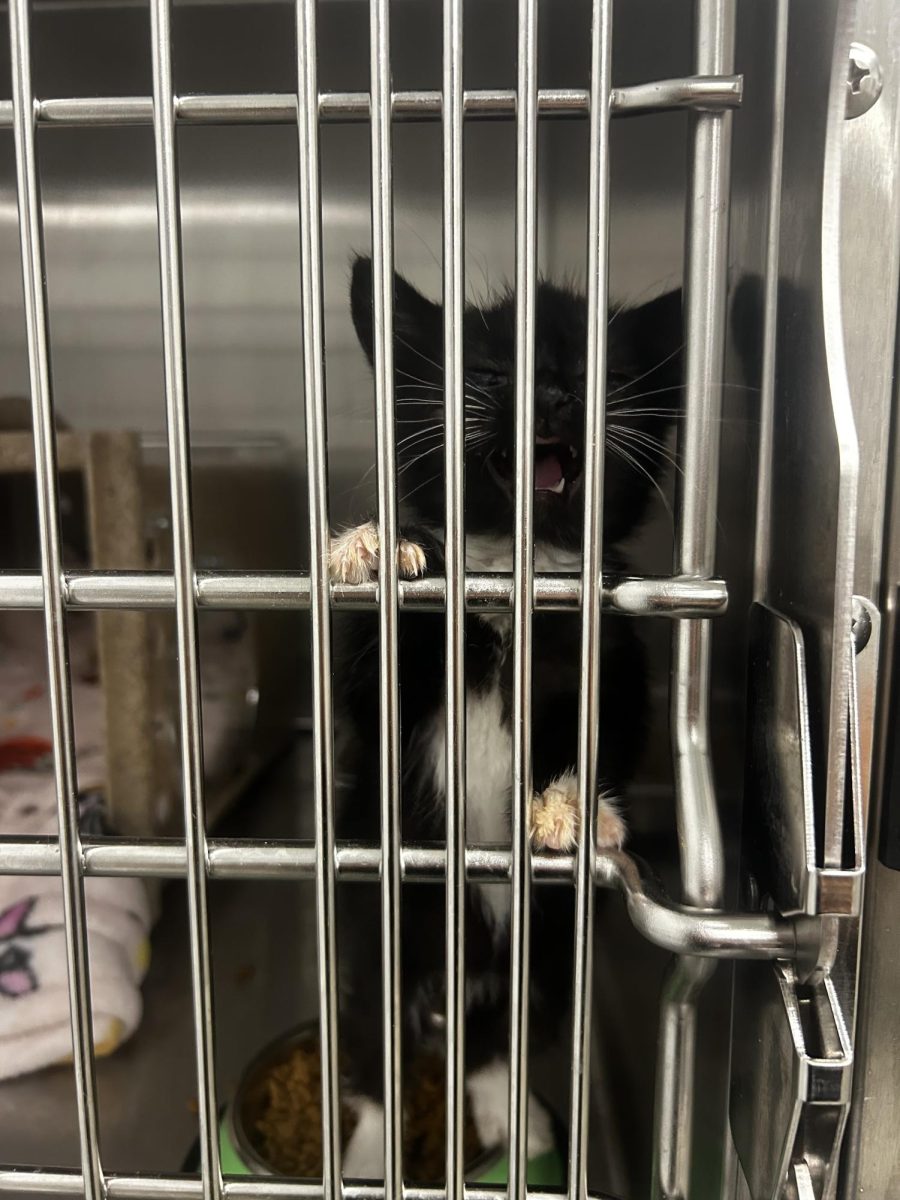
[570,366,630,392]
[466,368,508,391]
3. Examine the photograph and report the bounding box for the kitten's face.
[350,257,682,549]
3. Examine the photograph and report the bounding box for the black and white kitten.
[331,256,682,1176]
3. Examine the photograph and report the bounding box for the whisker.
[608,427,684,479]
[396,371,444,389]
[607,408,759,430]
[605,406,687,419]
[396,419,442,439]
[608,379,761,409]
[396,430,444,454]
[608,441,674,523]
[606,296,631,328]
[394,333,446,377]
[464,391,496,408]
[608,423,672,450]
[398,443,444,476]
[608,342,685,397]
[463,378,496,402]
[607,392,677,412]
[400,470,444,504]
[606,426,666,454]
[607,383,684,408]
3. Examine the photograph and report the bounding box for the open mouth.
[492,437,582,496]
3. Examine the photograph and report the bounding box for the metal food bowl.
[218,1023,564,1185]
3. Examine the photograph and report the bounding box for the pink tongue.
[535,452,563,491]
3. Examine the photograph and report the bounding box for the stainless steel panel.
[840,0,900,603]
[756,0,858,869]
[836,0,900,1193]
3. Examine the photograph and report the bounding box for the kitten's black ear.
[627,287,683,387]
[350,255,444,380]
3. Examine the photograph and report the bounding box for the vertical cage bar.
[369,0,403,1189]
[149,1,221,1195]
[652,1,734,1198]
[567,2,613,1198]
[508,0,539,1194]
[752,0,788,604]
[295,0,341,1194]
[7,3,103,1195]
[442,0,466,1196]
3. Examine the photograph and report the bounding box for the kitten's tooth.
[550,477,565,494]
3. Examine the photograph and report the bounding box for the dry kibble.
[252,1040,482,1181]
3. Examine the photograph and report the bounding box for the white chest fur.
[465,532,582,574]
[422,681,512,935]
[412,533,580,938]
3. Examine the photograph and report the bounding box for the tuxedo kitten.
[332,256,682,1177]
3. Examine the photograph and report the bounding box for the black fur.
[335,256,682,1135]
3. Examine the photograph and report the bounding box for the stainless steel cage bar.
[0,570,729,616]
[568,1,612,1198]
[0,1171,638,1200]
[149,0,221,1194]
[0,76,741,128]
[441,0,466,1193]
[652,2,735,1198]
[7,1,103,1196]
[294,0,341,1193]
[0,837,800,959]
[508,0,539,1192]
[368,0,403,1188]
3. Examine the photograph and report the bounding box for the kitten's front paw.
[329,521,380,584]
[529,772,627,853]
[467,1063,555,1159]
[596,792,627,850]
[328,520,426,584]
[397,538,427,579]
[530,771,579,852]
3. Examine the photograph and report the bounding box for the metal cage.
[0,0,897,1197]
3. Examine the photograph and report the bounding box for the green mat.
[219,1116,247,1177]
[473,1147,566,1186]
[220,1110,566,1186]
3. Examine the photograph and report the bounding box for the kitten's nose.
[536,386,576,436]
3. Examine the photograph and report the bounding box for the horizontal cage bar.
[0,1172,623,1199]
[0,76,742,129]
[0,570,727,616]
[0,837,798,960]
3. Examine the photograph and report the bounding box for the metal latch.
[731,963,852,1200]
[730,598,879,1198]
[741,602,876,919]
